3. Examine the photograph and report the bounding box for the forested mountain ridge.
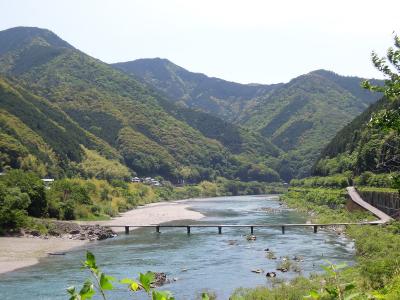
[243,70,383,179]
[114,59,382,179]
[0,26,383,182]
[313,95,400,176]
[0,75,124,178]
[112,58,283,122]
[0,26,281,182]
[156,97,281,158]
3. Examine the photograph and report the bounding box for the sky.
[0,0,399,84]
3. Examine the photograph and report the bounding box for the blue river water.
[0,195,355,299]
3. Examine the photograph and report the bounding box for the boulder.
[152,272,168,287]
[266,272,277,277]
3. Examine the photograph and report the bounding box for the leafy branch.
[304,261,359,300]
[67,251,175,300]
[362,33,400,100]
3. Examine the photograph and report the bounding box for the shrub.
[1,169,46,217]
[102,203,117,217]
[61,200,76,220]
[199,181,218,197]
[290,173,350,188]
[0,183,30,230]
[46,179,92,218]
[354,171,396,188]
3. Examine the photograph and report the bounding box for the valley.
[0,14,400,300]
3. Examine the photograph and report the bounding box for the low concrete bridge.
[105,187,393,235]
[110,221,383,235]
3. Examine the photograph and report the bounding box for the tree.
[1,169,46,217]
[362,33,400,133]
[0,182,31,230]
[362,33,400,189]
[362,33,400,99]
[46,179,92,220]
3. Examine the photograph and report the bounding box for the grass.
[76,215,111,221]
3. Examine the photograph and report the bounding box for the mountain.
[0,75,122,177]
[156,98,280,157]
[113,58,283,122]
[313,96,400,176]
[241,70,383,179]
[0,27,281,182]
[113,59,383,179]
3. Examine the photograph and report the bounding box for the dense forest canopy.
[114,60,382,179]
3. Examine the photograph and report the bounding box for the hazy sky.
[1,0,399,83]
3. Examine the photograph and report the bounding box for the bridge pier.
[218,226,222,234]
[125,226,129,234]
[250,226,254,235]
[281,226,285,234]
[156,226,160,233]
[187,226,191,235]
[313,225,318,233]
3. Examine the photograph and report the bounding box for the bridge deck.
[107,222,379,228]
[107,222,381,235]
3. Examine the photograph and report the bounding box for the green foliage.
[236,163,280,182]
[305,262,359,300]
[287,188,347,210]
[242,70,381,179]
[286,187,400,294]
[0,27,285,182]
[113,58,280,123]
[0,75,119,178]
[1,169,46,217]
[68,251,175,300]
[46,178,92,220]
[0,130,29,170]
[79,147,131,181]
[347,223,400,290]
[115,60,382,180]
[362,34,400,100]
[117,127,177,178]
[290,173,352,189]
[314,97,400,176]
[353,171,397,188]
[159,101,280,158]
[232,276,321,300]
[0,182,30,231]
[316,34,400,178]
[0,167,282,232]
[282,188,375,224]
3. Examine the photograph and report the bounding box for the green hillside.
[0,27,281,182]
[157,98,280,157]
[114,59,382,179]
[243,71,382,179]
[0,26,383,182]
[0,75,123,177]
[113,58,282,122]
[313,96,400,176]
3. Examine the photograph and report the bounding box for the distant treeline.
[290,171,397,189]
[0,169,285,234]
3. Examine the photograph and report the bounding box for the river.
[0,195,355,299]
